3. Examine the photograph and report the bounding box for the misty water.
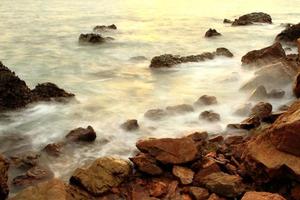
[0,0,299,179]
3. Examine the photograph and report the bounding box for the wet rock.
[70,157,131,196]
[172,166,195,185]
[93,24,117,31]
[129,153,163,175]
[149,180,168,197]
[31,82,74,101]
[208,193,226,200]
[10,151,40,169]
[200,172,245,197]
[275,22,300,44]
[194,95,217,106]
[144,109,167,120]
[187,132,209,142]
[262,111,286,123]
[215,48,234,57]
[66,126,96,142]
[209,135,224,143]
[149,54,182,68]
[249,85,268,100]
[79,33,111,44]
[0,155,9,200]
[12,166,54,188]
[205,29,221,37]
[42,143,64,157]
[188,187,209,200]
[136,137,198,164]
[10,179,67,200]
[293,72,300,98]
[241,191,286,200]
[223,19,233,24]
[269,101,300,156]
[234,103,252,116]
[199,110,221,122]
[241,42,286,67]
[232,12,272,26]
[227,116,260,130]
[121,119,139,131]
[250,102,272,119]
[166,104,194,114]
[268,89,285,98]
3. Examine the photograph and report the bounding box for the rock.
[293,72,300,98]
[241,42,286,67]
[31,82,74,101]
[291,184,300,200]
[234,103,252,116]
[205,29,221,37]
[144,109,167,120]
[200,172,245,197]
[0,155,9,200]
[188,187,209,200]
[194,95,217,106]
[208,193,226,200]
[42,143,64,157]
[136,137,198,164]
[193,161,221,185]
[93,24,117,31]
[70,157,131,196]
[275,22,300,44]
[199,110,221,122]
[79,33,110,44]
[65,126,96,142]
[10,151,40,169]
[269,101,300,156]
[241,191,286,200]
[268,89,285,99]
[149,54,182,68]
[0,61,32,111]
[249,85,268,100]
[121,119,139,131]
[262,111,286,123]
[215,48,234,57]
[149,180,168,197]
[187,132,209,142]
[172,166,195,185]
[166,104,194,114]
[232,12,272,26]
[250,102,272,119]
[12,166,54,188]
[223,19,233,24]
[10,179,67,200]
[129,153,163,175]
[239,116,261,130]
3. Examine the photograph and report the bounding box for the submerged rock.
[215,48,234,57]
[42,143,64,157]
[79,33,112,44]
[0,155,9,200]
[241,191,286,200]
[275,22,300,45]
[241,42,286,67]
[234,103,252,116]
[136,137,198,164]
[232,12,272,26]
[268,89,285,99]
[166,104,194,114]
[121,119,139,131]
[144,108,167,120]
[205,29,221,37]
[70,157,131,196]
[223,19,233,24]
[31,82,74,101]
[194,95,218,106]
[249,85,268,100]
[66,126,96,142]
[199,110,221,122]
[93,24,117,32]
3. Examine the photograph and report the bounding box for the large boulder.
[0,154,9,200]
[70,157,131,196]
[275,22,300,45]
[31,82,74,101]
[65,126,96,142]
[241,191,286,200]
[250,102,272,120]
[136,137,198,164]
[241,42,286,67]
[232,12,272,26]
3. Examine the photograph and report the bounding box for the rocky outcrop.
[70,157,131,196]
[93,24,117,32]
[66,126,96,142]
[241,42,286,67]
[241,192,286,200]
[232,12,272,26]
[78,33,113,44]
[275,22,300,45]
[205,29,221,37]
[149,48,233,68]
[0,155,9,200]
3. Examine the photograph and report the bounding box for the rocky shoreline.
[1,12,300,200]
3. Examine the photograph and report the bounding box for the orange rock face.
[241,191,286,200]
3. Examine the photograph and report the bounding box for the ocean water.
[0,0,299,178]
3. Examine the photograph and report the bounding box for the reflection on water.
[0,0,299,177]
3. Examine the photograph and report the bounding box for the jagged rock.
[43,143,64,157]
[215,48,234,57]
[241,191,286,200]
[66,126,96,142]
[0,155,9,200]
[31,83,74,101]
[241,42,286,67]
[275,22,300,44]
[93,24,117,31]
[79,33,112,44]
[205,29,221,37]
[129,153,163,175]
[249,85,268,100]
[199,110,221,122]
[188,187,209,200]
[172,166,195,185]
[250,102,272,119]
[70,157,131,196]
[121,119,139,131]
[223,19,233,24]
[144,109,167,120]
[136,137,198,164]
[166,104,194,114]
[232,12,272,26]
[194,95,217,106]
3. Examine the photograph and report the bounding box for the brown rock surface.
[241,191,286,200]
[66,126,96,142]
[129,153,163,175]
[275,22,300,44]
[0,154,9,200]
[232,12,272,26]
[172,166,195,185]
